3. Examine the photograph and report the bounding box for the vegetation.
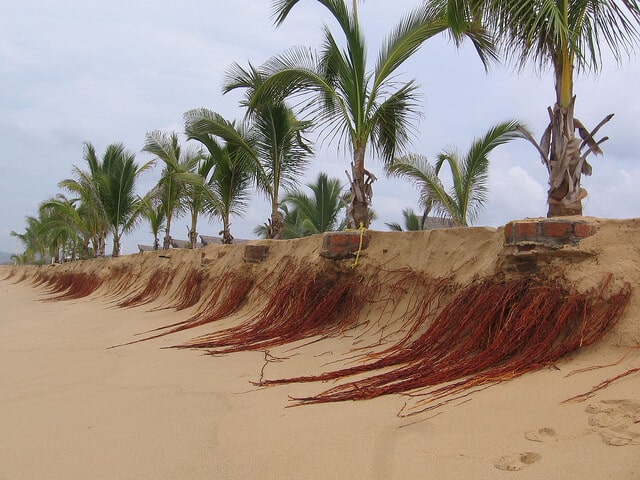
[464,0,640,216]
[247,0,495,229]
[9,2,639,262]
[184,112,254,244]
[387,120,525,227]
[385,208,428,232]
[142,131,203,249]
[282,172,347,236]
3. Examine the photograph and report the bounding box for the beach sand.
[1,218,639,479]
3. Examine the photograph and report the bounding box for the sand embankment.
[1,218,639,479]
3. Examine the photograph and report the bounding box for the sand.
[1,218,639,479]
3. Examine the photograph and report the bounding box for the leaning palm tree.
[40,194,92,260]
[282,172,348,235]
[387,120,525,226]
[11,215,47,264]
[251,0,495,229]
[463,0,640,216]
[143,131,203,249]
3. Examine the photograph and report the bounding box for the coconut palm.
[88,143,152,257]
[385,207,428,232]
[37,200,77,263]
[223,64,314,239]
[39,194,91,260]
[142,131,203,249]
[185,96,312,239]
[461,0,640,216]
[387,120,525,226]
[185,112,255,244]
[282,172,347,235]
[11,216,46,264]
[59,144,112,257]
[251,0,495,229]
[138,193,166,250]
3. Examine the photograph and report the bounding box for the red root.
[109,271,254,348]
[285,275,631,406]
[179,262,372,354]
[117,267,173,308]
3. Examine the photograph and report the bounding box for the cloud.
[1,0,639,254]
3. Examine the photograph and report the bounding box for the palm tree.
[60,145,112,257]
[138,193,166,250]
[223,64,314,239]
[39,194,88,261]
[464,0,640,216]
[385,207,428,231]
[251,0,495,229]
[11,216,46,264]
[142,131,202,249]
[387,120,525,226]
[88,143,152,257]
[282,172,347,235]
[185,96,312,239]
[185,112,255,244]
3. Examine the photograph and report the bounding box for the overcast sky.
[1,1,639,255]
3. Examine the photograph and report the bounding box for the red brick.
[515,222,538,238]
[327,233,348,246]
[542,221,572,238]
[504,222,515,239]
[347,233,362,245]
[574,222,597,238]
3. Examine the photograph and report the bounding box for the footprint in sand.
[585,399,640,446]
[493,452,542,471]
[525,427,558,443]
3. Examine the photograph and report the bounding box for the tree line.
[11,0,640,263]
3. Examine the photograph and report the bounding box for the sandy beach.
[1,219,639,479]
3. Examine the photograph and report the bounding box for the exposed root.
[150,269,207,312]
[117,267,173,308]
[561,367,640,404]
[44,272,104,300]
[178,262,373,354]
[289,275,631,408]
[109,271,253,348]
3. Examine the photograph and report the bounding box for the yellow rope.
[350,222,366,269]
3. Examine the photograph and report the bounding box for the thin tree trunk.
[163,214,172,250]
[112,228,120,257]
[189,211,198,249]
[97,232,106,258]
[220,214,233,244]
[346,145,371,229]
[268,192,284,239]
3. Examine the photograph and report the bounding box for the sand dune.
[1,218,639,479]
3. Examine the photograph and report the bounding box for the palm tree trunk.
[189,211,198,249]
[220,213,233,244]
[269,194,284,239]
[347,145,371,229]
[547,58,584,217]
[97,231,106,258]
[112,228,121,257]
[163,215,172,250]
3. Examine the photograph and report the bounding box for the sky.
[1,1,639,256]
